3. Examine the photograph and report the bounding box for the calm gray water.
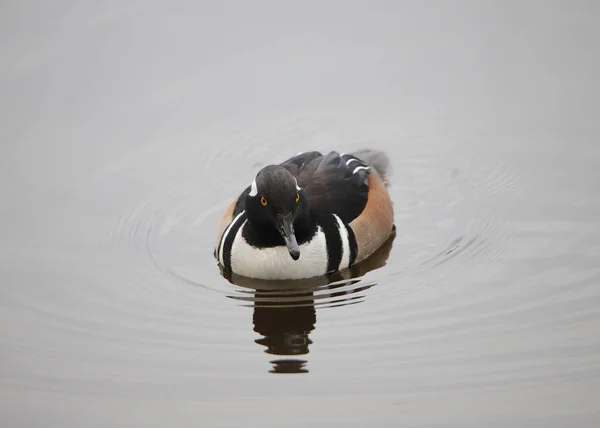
[2,2,600,427]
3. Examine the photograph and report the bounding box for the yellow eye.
[296,193,300,203]
[260,196,268,206]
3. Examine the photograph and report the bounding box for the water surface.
[1,2,600,427]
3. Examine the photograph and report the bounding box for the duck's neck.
[293,211,316,243]
[243,212,317,248]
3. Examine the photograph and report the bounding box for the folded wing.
[280,151,370,223]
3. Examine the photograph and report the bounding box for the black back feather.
[280,151,370,223]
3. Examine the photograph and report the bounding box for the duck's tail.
[354,149,392,186]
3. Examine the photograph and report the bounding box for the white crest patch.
[293,177,301,191]
[230,225,329,280]
[249,179,258,196]
[345,157,360,166]
[333,214,351,269]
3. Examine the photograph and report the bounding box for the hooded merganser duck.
[215,150,394,280]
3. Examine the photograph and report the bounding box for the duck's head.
[245,165,307,260]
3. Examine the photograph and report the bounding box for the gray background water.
[2,1,599,427]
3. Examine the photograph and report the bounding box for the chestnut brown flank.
[349,169,394,263]
[216,198,237,248]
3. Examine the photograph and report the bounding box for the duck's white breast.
[230,221,328,280]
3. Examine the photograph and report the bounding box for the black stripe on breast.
[220,211,247,273]
[347,224,358,266]
[318,214,342,273]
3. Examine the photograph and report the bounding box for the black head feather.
[244,165,309,260]
[253,165,298,214]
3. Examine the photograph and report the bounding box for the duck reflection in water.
[254,299,315,374]
[223,228,396,374]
